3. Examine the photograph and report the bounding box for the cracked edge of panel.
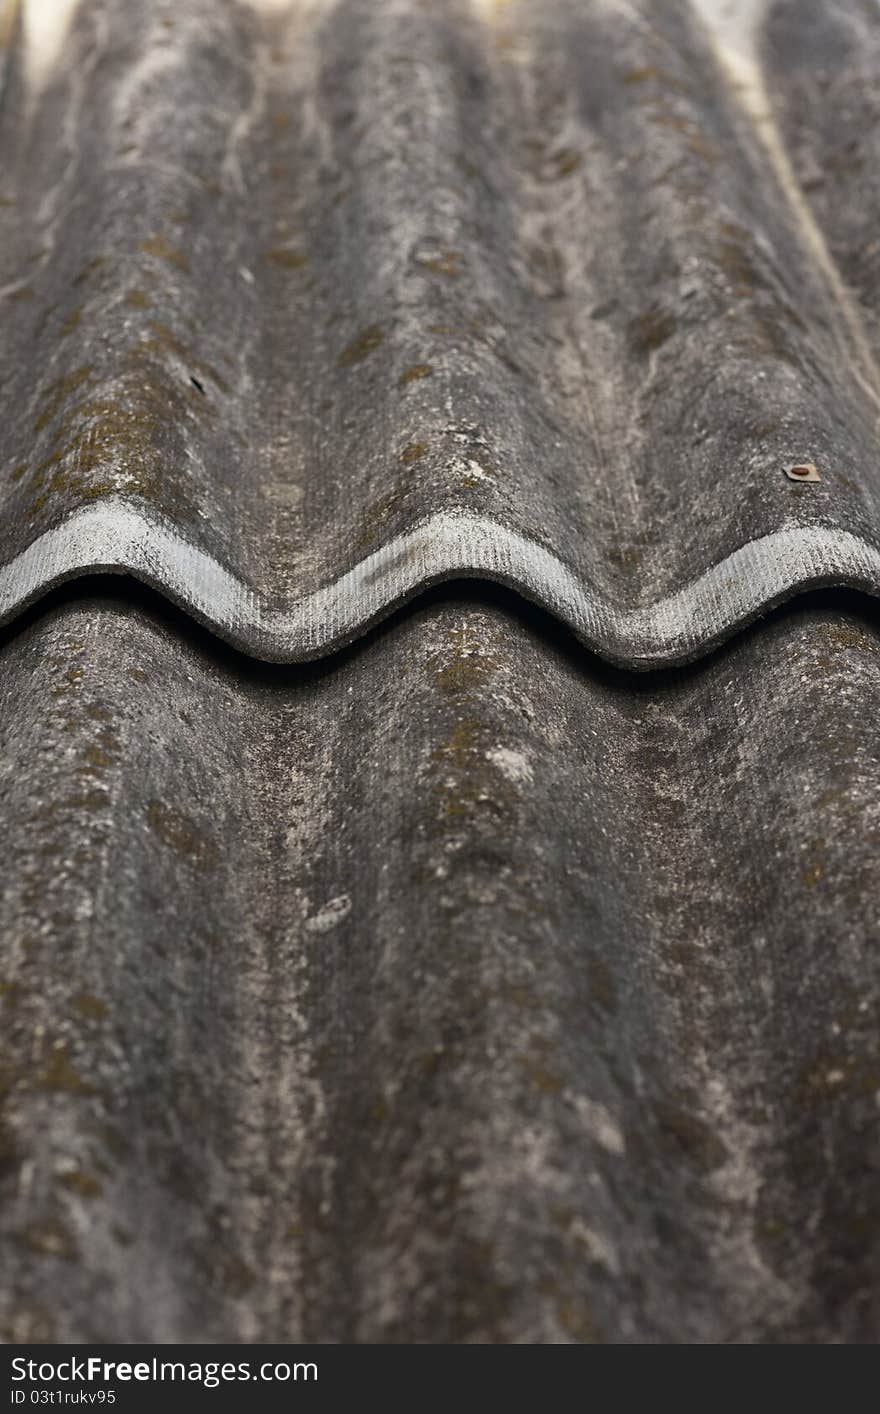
[0,498,879,670]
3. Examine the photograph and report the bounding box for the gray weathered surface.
[2,589,879,1343]
[3,0,880,1347]
[0,0,879,665]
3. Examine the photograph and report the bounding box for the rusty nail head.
[784,461,821,483]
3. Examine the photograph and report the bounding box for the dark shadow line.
[2,571,880,694]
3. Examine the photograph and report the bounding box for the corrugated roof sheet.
[2,0,880,1345]
[2,588,880,1342]
[0,0,880,665]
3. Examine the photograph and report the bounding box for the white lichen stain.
[571,1094,626,1157]
[449,454,494,484]
[569,1216,621,1275]
[304,894,351,934]
[487,745,533,783]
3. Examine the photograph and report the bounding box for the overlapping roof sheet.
[0,0,879,664]
[2,0,880,1346]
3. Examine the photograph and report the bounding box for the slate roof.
[1,0,880,1344]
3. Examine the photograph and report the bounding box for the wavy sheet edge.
[0,498,879,669]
